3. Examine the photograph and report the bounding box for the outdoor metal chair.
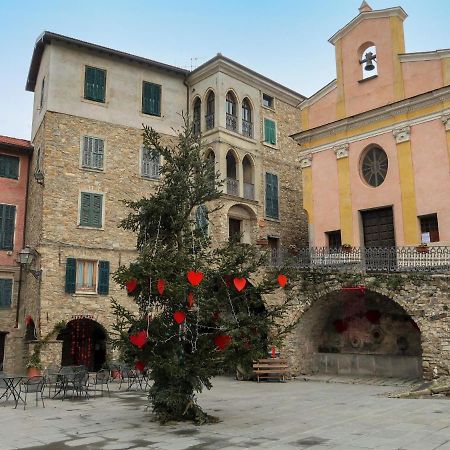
[119,366,140,390]
[16,376,45,409]
[91,369,110,396]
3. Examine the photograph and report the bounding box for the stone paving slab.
[1,377,450,449]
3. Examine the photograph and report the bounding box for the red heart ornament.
[277,274,287,288]
[214,335,232,351]
[135,361,145,372]
[173,311,186,324]
[187,271,204,286]
[187,292,194,308]
[156,279,165,295]
[233,277,247,292]
[126,278,138,294]
[129,330,148,349]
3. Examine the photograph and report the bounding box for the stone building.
[285,2,450,380]
[23,32,308,370]
[0,135,32,372]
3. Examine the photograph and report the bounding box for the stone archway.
[57,318,107,371]
[292,288,422,379]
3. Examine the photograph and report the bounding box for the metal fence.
[269,246,450,273]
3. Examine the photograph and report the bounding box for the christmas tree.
[112,119,298,424]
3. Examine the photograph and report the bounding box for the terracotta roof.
[0,135,33,152]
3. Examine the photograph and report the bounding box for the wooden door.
[361,207,395,247]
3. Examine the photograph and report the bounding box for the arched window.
[193,97,201,135]
[359,44,377,79]
[226,150,238,196]
[242,155,254,200]
[206,149,215,187]
[205,91,215,130]
[226,91,237,132]
[242,98,253,138]
[196,205,209,235]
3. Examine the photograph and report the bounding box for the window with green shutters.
[82,136,104,170]
[0,155,19,179]
[84,66,106,103]
[142,81,161,116]
[264,118,276,146]
[0,204,16,250]
[65,258,109,295]
[265,172,279,219]
[0,279,13,308]
[79,193,103,228]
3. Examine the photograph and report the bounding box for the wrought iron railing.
[242,120,253,138]
[243,182,254,200]
[226,178,239,196]
[226,113,237,132]
[205,114,214,130]
[268,246,450,273]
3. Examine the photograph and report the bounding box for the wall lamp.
[18,246,42,280]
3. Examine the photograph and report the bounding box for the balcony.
[205,114,215,130]
[226,178,239,196]
[226,113,237,132]
[269,246,450,273]
[242,120,253,138]
[243,182,254,200]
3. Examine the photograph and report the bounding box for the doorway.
[361,207,395,247]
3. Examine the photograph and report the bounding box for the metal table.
[0,374,27,406]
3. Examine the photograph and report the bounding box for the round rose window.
[361,147,388,187]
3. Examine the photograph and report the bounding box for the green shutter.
[91,194,103,227]
[84,66,105,103]
[0,279,13,308]
[265,173,279,219]
[97,260,110,295]
[80,193,102,228]
[142,82,161,116]
[0,155,19,179]
[264,119,276,145]
[0,204,15,250]
[65,258,76,294]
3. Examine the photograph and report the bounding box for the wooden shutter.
[80,193,91,226]
[65,258,76,294]
[82,136,91,167]
[85,66,105,102]
[95,68,106,102]
[264,119,276,145]
[0,155,19,179]
[92,138,104,169]
[0,204,16,250]
[265,173,279,219]
[142,82,161,116]
[91,194,103,227]
[84,66,96,100]
[97,260,110,295]
[0,279,13,308]
[80,193,102,228]
[142,148,160,179]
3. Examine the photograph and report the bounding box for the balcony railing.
[226,177,239,196]
[243,182,254,200]
[268,246,450,273]
[205,114,215,130]
[242,120,253,138]
[226,113,237,132]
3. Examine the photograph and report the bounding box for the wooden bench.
[253,358,290,382]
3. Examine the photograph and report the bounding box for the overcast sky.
[0,0,449,140]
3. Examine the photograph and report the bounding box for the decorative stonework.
[300,155,312,168]
[333,143,349,159]
[441,114,450,131]
[393,126,411,143]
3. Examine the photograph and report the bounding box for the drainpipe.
[183,76,190,120]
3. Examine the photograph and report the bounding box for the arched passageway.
[57,318,107,371]
[294,289,422,379]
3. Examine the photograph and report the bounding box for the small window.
[419,214,439,243]
[40,77,45,110]
[265,172,279,219]
[326,230,342,249]
[264,119,276,146]
[0,204,16,250]
[0,155,19,179]
[84,66,106,103]
[141,147,161,179]
[76,260,97,292]
[262,94,274,109]
[142,82,161,116]
[0,279,13,308]
[82,136,104,170]
[79,192,103,228]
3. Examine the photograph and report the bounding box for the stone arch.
[57,318,108,371]
[227,203,257,244]
[289,285,422,379]
[226,89,239,132]
[226,149,240,195]
[358,41,377,78]
[204,89,215,130]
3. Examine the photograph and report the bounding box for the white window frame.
[75,259,98,294]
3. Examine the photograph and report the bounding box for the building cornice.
[399,49,450,62]
[291,86,450,145]
[328,7,408,45]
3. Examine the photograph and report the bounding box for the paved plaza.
[2,377,450,450]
